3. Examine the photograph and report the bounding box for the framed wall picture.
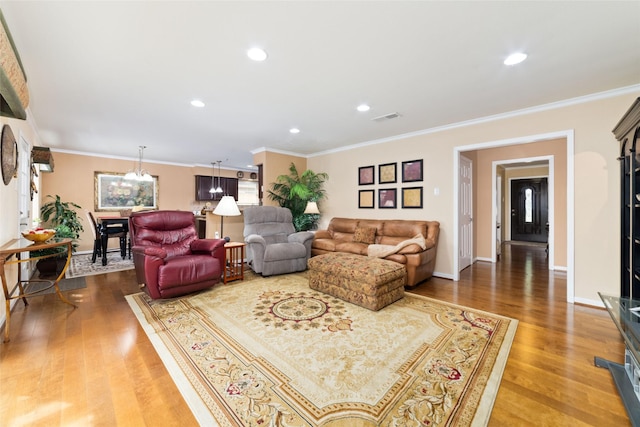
[378,188,397,209]
[402,187,423,208]
[402,159,423,183]
[378,162,397,184]
[94,171,159,211]
[358,165,375,185]
[359,189,375,208]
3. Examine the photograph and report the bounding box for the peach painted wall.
[40,152,249,250]
[307,91,640,305]
[3,92,639,311]
[252,150,307,207]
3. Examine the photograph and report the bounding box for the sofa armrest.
[314,229,331,239]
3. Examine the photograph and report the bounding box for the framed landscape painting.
[94,171,158,211]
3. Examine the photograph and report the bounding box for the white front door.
[458,154,473,271]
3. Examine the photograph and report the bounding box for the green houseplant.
[267,163,328,231]
[31,195,84,276]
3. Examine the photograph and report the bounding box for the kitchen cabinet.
[195,175,238,201]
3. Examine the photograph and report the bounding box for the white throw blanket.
[367,234,427,258]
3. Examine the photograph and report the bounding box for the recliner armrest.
[245,234,266,246]
[190,238,225,253]
[288,231,314,244]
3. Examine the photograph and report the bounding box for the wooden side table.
[0,237,77,342]
[223,242,245,284]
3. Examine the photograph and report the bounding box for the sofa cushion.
[353,226,376,244]
[335,241,369,255]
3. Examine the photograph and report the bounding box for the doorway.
[510,178,548,243]
[453,130,573,303]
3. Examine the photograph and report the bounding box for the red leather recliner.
[129,210,225,299]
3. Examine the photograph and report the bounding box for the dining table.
[97,216,130,266]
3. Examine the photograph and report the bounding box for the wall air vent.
[371,112,400,122]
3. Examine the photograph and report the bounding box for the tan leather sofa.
[311,217,440,287]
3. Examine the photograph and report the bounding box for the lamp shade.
[303,201,320,214]
[213,196,241,217]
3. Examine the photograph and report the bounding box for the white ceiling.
[1,1,639,171]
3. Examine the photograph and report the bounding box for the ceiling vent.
[371,112,400,122]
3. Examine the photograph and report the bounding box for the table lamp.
[303,201,320,214]
[213,196,241,239]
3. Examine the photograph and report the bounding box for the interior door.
[511,178,548,242]
[17,136,31,280]
[458,155,473,271]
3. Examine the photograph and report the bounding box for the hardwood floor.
[0,244,629,426]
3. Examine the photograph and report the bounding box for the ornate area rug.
[24,276,86,295]
[126,273,517,426]
[65,251,133,278]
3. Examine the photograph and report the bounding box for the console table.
[0,237,76,342]
[596,293,640,426]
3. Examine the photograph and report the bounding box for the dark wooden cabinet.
[614,97,640,299]
[195,175,238,201]
[195,217,206,239]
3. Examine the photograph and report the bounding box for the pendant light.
[124,146,152,181]
[209,160,223,194]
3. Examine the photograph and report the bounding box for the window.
[525,188,533,223]
[237,180,259,205]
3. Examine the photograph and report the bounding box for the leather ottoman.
[307,252,406,311]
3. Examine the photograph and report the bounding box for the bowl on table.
[22,229,56,243]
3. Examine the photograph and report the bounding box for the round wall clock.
[1,124,18,185]
[237,171,244,178]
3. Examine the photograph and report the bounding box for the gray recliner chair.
[243,206,315,276]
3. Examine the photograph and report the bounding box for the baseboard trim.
[432,271,453,280]
[573,296,604,308]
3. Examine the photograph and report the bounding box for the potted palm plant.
[267,163,328,231]
[31,195,84,277]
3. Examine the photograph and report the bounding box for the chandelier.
[124,145,153,181]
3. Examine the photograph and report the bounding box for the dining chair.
[86,211,127,263]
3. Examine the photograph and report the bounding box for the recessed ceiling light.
[357,104,370,112]
[190,99,205,107]
[247,47,268,61]
[504,52,527,66]
[289,128,300,134]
